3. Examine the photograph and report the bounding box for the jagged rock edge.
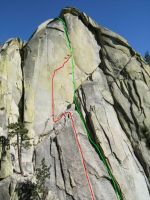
[59,11,125,199]
[60,6,150,193]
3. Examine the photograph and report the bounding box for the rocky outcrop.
[0,7,150,200]
[22,16,100,137]
[0,39,23,179]
[0,39,22,128]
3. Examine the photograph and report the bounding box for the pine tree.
[17,158,50,200]
[8,122,30,175]
[144,51,150,65]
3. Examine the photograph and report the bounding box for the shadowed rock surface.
[0,7,150,200]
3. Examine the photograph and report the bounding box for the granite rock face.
[0,39,23,179]
[0,7,150,200]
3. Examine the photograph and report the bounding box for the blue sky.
[0,0,150,56]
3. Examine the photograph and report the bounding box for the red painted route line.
[51,54,95,200]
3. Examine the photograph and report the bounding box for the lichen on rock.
[0,7,150,200]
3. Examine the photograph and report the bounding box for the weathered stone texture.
[0,7,150,200]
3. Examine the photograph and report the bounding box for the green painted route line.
[57,17,124,200]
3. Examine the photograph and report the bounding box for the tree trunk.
[17,133,23,175]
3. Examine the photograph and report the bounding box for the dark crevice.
[85,112,98,144]
[49,137,57,185]
[67,170,73,189]
[65,193,75,200]
[79,87,98,143]
[93,110,113,154]
[142,70,148,85]
[18,47,25,123]
[113,152,122,165]
[133,147,149,178]
[81,88,122,165]
[59,10,149,197]
[60,7,138,67]
[75,91,106,161]
[125,81,139,109]
[129,103,142,141]
[54,135,76,198]
[53,136,66,191]
[111,91,133,124]
[99,40,150,182]
[32,148,36,172]
[75,89,124,199]
[46,27,64,33]
[126,143,150,193]
[67,170,76,200]
[132,80,146,117]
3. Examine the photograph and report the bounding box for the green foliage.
[17,158,50,200]
[0,136,10,158]
[7,122,30,174]
[144,51,150,65]
[34,158,50,198]
[8,122,30,149]
[17,180,39,200]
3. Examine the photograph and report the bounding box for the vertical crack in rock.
[18,45,25,123]
[67,9,150,184]
[99,48,150,180]
[75,86,124,198]
[60,7,150,198]
[1,7,150,200]
[100,35,150,181]
[0,38,24,198]
[59,7,150,199]
[54,136,66,190]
